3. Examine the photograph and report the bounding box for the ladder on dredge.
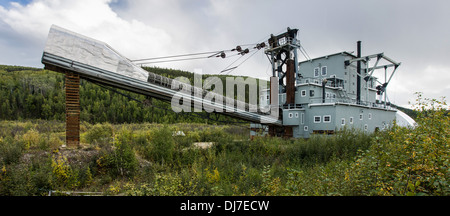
[41,25,281,147]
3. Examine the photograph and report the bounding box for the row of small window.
[314,66,327,77]
[313,113,374,125]
[288,112,299,118]
[303,124,388,132]
[313,115,331,123]
[289,112,374,127]
[300,90,336,98]
[301,90,315,97]
[340,113,373,125]
[287,112,306,125]
[341,119,371,131]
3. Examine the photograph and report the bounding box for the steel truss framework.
[345,53,401,107]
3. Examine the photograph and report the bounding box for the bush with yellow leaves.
[51,153,79,189]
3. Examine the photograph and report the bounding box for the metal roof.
[298,51,357,64]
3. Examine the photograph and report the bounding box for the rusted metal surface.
[283,126,293,138]
[285,59,295,105]
[65,72,80,147]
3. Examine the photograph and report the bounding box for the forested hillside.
[0,65,249,124]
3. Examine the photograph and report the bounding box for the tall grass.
[0,121,376,196]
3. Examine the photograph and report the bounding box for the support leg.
[65,72,80,147]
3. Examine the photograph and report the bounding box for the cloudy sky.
[0,0,449,108]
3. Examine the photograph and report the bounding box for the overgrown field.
[0,95,448,196]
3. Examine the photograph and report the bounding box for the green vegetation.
[0,120,369,195]
[0,65,448,196]
[0,94,447,196]
[347,94,449,196]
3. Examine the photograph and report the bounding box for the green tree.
[98,129,138,178]
[147,125,175,164]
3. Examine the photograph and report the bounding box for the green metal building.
[252,29,414,138]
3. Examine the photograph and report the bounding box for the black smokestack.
[356,41,361,104]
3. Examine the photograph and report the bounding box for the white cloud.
[0,0,172,65]
[0,0,449,109]
[109,0,281,77]
[388,65,450,107]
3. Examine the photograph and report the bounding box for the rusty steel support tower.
[65,72,80,147]
[44,65,80,147]
[265,28,300,138]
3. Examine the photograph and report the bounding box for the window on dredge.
[301,90,306,97]
[321,66,327,76]
[314,67,320,77]
[314,116,321,123]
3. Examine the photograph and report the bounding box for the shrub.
[51,153,79,189]
[257,165,283,196]
[147,125,175,164]
[29,156,53,194]
[187,131,201,143]
[37,133,63,151]
[97,130,138,178]
[198,127,231,143]
[285,158,353,196]
[22,129,40,149]
[0,136,25,165]
[48,134,64,150]
[124,172,199,196]
[349,94,449,195]
[0,153,55,196]
[83,123,113,147]
[205,166,220,184]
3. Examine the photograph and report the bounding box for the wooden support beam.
[282,126,293,139]
[283,59,295,138]
[285,59,296,105]
[65,71,80,147]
